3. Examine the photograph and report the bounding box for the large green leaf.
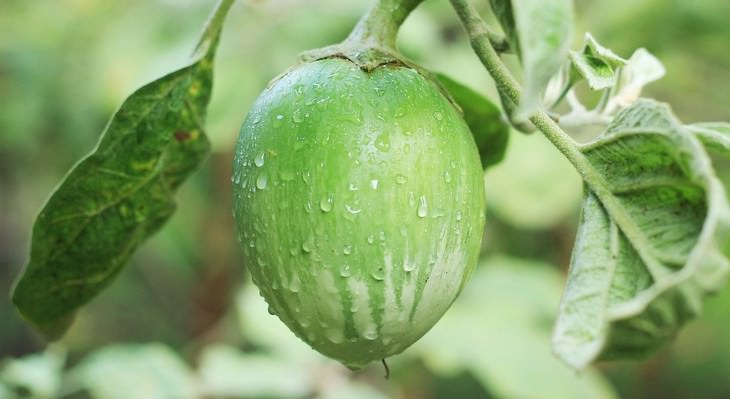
[11,0,235,339]
[489,0,574,119]
[552,99,730,370]
[436,73,510,168]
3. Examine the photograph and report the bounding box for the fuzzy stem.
[346,0,424,50]
[449,0,662,270]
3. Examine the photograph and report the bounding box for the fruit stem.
[449,0,660,267]
[346,0,424,50]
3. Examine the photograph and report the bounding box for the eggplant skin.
[233,57,485,369]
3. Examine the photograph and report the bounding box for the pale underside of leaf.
[510,0,573,119]
[687,122,730,156]
[553,99,730,370]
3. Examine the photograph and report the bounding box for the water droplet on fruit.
[292,109,304,123]
[348,182,359,191]
[302,169,312,185]
[302,237,314,253]
[395,174,407,184]
[340,264,351,277]
[371,267,385,281]
[363,327,378,340]
[367,234,375,244]
[418,195,428,218]
[433,111,443,120]
[289,276,301,293]
[254,152,265,167]
[345,204,361,214]
[326,329,345,344]
[403,143,411,154]
[444,170,452,183]
[256,175,268,190]
[320,193,334,212]
[343,243,353,255]
[276,114,284,120]
[267,305,277,315]
[404,261,416,272]
[375,133,391,152]
[456,210,463,221]
[370,179,379,190]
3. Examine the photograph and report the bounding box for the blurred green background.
[2,0,730,398]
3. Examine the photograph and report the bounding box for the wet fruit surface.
[233,57,485,369]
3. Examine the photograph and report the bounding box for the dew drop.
[340,264,351,277]
[276,114,284,120]
[403,143,411,154]
[292,109,304,123]
[371,267,385,281]
[267,305,277,316]
[348,182,359,191]
[444,170,452,183]
[343,243,353,255]
[417,195,428,218]
[302,169,312,185]
[289,276,301,293]
[456,210,463,221]
[256,175,268,190]
[320,192,334,212]
[302,237,314,253]
[395,174,408,184]
[363,327,378,340]
[367,234,375,244]
[403,261,416,272]
[433,111,444,121]
[254,152,265,167]
[345,204,361,214]
[370,179,379,190]
[326,328,345,344]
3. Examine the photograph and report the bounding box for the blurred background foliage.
[1,0,729,398]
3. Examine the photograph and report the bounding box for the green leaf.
[569,33,627,91]
[552,99,730,370]
[489,0,574,119]
[11,0,235,339]
[436,74,510,168]
[687,122,730,156]
[416,256,618,399]
[71,344,196,399]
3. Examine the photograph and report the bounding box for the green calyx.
[300,0,424,72]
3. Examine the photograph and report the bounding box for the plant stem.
[346,0,424,50]
[449,0,664,273]
[193,0,236,58]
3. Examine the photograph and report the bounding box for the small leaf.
[489,0,574,119]
[569,33,627,91]
[605,48,665,112]
[436,74,510,168]
[553,99,730,370]
[687,122,730,156]
[11,0,235,339]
